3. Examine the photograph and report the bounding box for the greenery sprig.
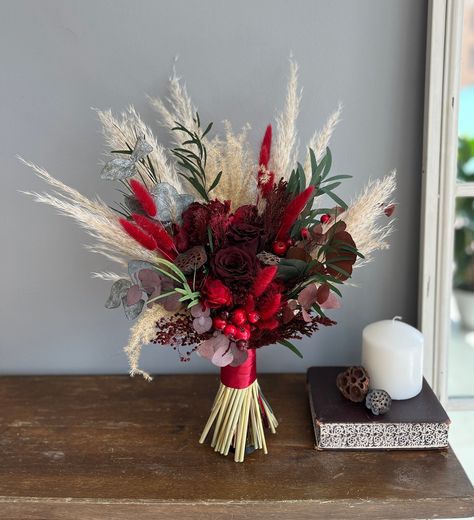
[171,113,222,201]
[147,258,200,309]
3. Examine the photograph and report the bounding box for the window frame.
[419,0,467,407]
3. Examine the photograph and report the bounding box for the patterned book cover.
[307,366,450,450]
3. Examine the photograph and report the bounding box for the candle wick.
[392,316,403,322]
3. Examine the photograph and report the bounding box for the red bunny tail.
[252,266,278,298]
[276,186,315,242]
[258,124,272,169]
[131,214,177,260]
[129,179,157,217]
[119,218,157,251]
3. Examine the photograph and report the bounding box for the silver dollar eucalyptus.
[100,136,153,180]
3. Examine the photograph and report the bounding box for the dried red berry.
[234,326,251,341]
[272,240,288,256]
[320,214,331,224]
[213,317,227,331]
[247,311,260,324]
[231,309,247,326]
[223,324,237,337]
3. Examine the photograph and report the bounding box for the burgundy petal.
[298,284,318,309]
[126,284,143,306]
[212,344,233,367]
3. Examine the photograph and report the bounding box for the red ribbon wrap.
[220,349,257,389]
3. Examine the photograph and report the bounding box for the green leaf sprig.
[146,258,200,309]
[171,113,222,201]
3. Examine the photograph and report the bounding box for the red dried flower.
[201,278,232,308]
[119,218,157,251]
[258,125,275,197]
[181,200,231,248]
[259,125,272,168]
[276,186,315,242]
[131,213,177,260]
[252,266,277,298]
[258,292,282,321]
[129,179,157,217]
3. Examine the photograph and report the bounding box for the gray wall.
[0,0,427,375]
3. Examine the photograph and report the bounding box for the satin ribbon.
[220,348,257,389]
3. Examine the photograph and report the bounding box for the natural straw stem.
[199,350,278,462]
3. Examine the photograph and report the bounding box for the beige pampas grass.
[272,59,301,180]
[148,68,199,144]
[20,158,157,266]
[95,106,181,191]
[303,103,343,176]
[91,271,125,282]
[125,305,177,380]
[206,122,258,208]
[342,170,397,266]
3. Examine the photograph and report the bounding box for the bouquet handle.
[199,349,278,462]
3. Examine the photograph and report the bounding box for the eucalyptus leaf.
[105,279,131,309]
[130,136,153,162]
[100,136,152,181]
[100,157,136,180]
[128,260,159,283]
[276,258,309,281]
[151,182,194,223]
[122,296,144,320]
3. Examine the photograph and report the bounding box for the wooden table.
[0,374,473,519]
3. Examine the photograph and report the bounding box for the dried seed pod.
[256,251,281,265]
[365,389,392,415]
[336,366,370,403]
[174,246,207,274]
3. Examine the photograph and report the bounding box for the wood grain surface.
[0,374,472,519]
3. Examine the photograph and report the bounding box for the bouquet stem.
[199,350,278,462]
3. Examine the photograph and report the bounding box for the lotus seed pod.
[336,366,370,402]
[365,389,392,415]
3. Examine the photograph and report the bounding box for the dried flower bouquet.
[22,60,396,462]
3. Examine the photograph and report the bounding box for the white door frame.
[418,0,464,405]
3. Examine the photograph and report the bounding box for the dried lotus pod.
[336,366,370,403]
[365,389,392,415]
[257,251,281,265]
[174,246,207,274]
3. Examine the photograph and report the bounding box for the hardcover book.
[307,366,450,450]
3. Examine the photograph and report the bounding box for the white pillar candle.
[361,317,424,400]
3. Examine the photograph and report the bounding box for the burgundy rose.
[181,200,231,248]
[233,204,258,224]
[201,278,232,308]
[227,221,263,253]
[211,246,256,286]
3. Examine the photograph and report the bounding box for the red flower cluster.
[118,123,364,364]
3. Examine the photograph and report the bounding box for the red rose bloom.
[211,246,257,287]
[201,278,232,308]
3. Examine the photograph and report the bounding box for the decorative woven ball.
[365,389,392,415]
[336,366,370,403]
